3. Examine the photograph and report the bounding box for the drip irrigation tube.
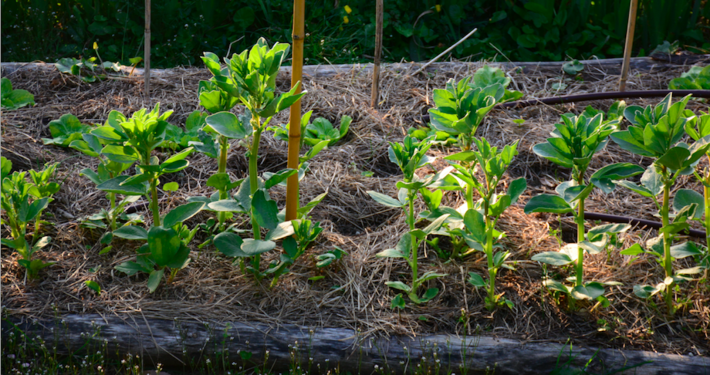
[583,212,706,239]
[498,89,710,109]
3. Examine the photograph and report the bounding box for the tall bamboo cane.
[619,0,638,91]
[285,0,306,221]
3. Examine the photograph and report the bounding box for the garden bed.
[1,58,709,370]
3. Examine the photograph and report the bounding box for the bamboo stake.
[285,0,306,221]
[144,0,151,97]
[619,0,638,91]
[371,0,384,108]
[412,28,477,76]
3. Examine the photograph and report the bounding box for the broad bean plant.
[446,138,526,310]
[1,158,58,278]
[611,94,710,314]
[525,112,643,307]
[369,136,449,307]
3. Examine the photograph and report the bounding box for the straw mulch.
[1,61,708,357]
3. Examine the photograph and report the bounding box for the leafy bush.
[1,78,35,110]
[668,65,710,90]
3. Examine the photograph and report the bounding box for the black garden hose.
[583,211,706,239]
[498,89,710,109]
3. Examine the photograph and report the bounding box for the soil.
[1,61,708,357]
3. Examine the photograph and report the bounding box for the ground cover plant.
[669,65,710,90]
[2,59,709,362]
[1,77,34,110]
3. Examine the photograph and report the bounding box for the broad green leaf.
[633,284,662,299]
[532,251,573,266]
[214,232,247,257]
[115,260,152,276]
[571,282,605,300]
[20,197,49,222]
[252,190,279,231]
[589,163,644,193]
[241,239,276,256]
[508,178,527,204]
[264,169,297,189]
[147,269,164,293]
[670,242,701,259]
[148,226,181,267]
[524,194,573,214]
[265,221,295,241]
[673,189,704,220]
[113,225,149,240]
[620,243,645,256]
[205,112,251,139]
[163,202,205,228]
[97,176,147,196]
[208,199,245,212]
[367,191,404,208]
[615,180,656,198]
[468,272,486,288]
[656,147,690,170]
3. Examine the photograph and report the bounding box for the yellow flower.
[435,4,441,12]
[343,16,349,24]
[344,5,352,14]
[93,42,98,50]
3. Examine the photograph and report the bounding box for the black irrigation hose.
[583,212,706,239]
[498,89,710,109]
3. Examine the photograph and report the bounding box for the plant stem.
[408,190,418,294]
[249,119,263,278]
[217,135,229,229]
[32,209,43,245]
[575,173,586,288]
[660,167,674,314]
[484,209,496,307]
[109,192,117,231]
[150,177,161,226]
[465,183,474,210]
[704,177,710,282]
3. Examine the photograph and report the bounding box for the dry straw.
[1,61,708,355]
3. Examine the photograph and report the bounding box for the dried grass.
[1,61,708,356]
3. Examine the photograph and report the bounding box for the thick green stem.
[465,184,474,210]
[217,136,229,229]
[32,210,43,245]
[150,178,161,226]
[249,122,263,277]
[575,172,586,288]
[660,170,673,314]
[485,214,496,305]
[109,192,117,231]
[408,191,418,294]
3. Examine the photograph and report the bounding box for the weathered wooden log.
[2,314,707,374]
[3,54,709,79]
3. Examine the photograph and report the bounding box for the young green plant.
[612,94,710,313]
[0,157,55,279]
[446,138,526,310]
[368,136,449,305]
[1,77,35,110]
[524,112,643,307]
[685,111,710,281]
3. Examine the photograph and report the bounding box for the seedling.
[1,77,35,110]
[0,157,55,279]
[369,136,449,305]
[315,247,348,268]
[41,114,92,147]
[470,65,523,102]
[445,138,526,310]
[611,93,710,314]
[27,163,61,244]
[525,112,643,308]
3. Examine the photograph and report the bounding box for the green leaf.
[214,232,246,257]
[252,190,279,231]
[391,294,406,310]
[208,199,245,212]
[163,202,205,228]
[147,226,181,268]
[620,243,645,256]
[590,163,644,193]
[115,261,151,276]
[571,282,604,300]
[670,242,701,259]
[85,280,101,295]
[616,180,656,198]
[532,251,573,266]
[673,189,704,220]
[205,112,251,139]
[633,284,662,299]
[42,114,91,147]
[113,225,149,240]
[562,60,583,75]
[385,281,412,293]
[656,147,690,170]
[20,197,49,222]
[97,176,147,196]
[264,169,297,189]
[147,269,164,293]
[524,194,573,214]
[241,239,276,256]
[163,182,179,192]
[468,272,486,288]
[367,191,404,208]
[508,178,527,204]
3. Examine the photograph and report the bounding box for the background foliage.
[2,0,709,68]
